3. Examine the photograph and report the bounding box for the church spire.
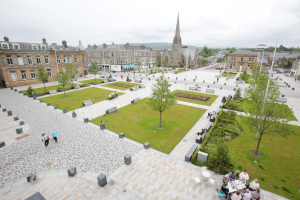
[176,12,180,38]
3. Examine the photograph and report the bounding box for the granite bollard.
[119,132,124,138]
[16,128,23,134]
[19,121,24,125]
[14,116,19,121]
[144,142,150,149]
[124,154,132,165]
[0,141,5,148]
[84,118,89,123]
[67,166,77,177]
[72,111,77,118]
[7,110,12,116]
[97,174,107,187]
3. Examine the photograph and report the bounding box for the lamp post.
[160,52,164,76]
[185,49,189,89]
[257,44,267,72]
[53,48,59,74]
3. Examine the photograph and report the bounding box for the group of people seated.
[222,96,227,102]
[218,170,260,200]
[196,129,205,136]
[207,111,216,119]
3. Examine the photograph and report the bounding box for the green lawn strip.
[171,90,218,106]
[240,98,297,121]
[220,72,237,77]
[90,99,206,154]
[174,69,186,74]
[226,115,300,199]
[101,81,140,90]
[21,83,80,95]
[78,79,105,84]
[41,87,124,111]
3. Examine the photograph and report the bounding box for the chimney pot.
[62,40,67,48]
[4,36,9,42]
[42,37,46,44]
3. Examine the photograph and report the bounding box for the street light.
[257,44,267,72]
[185,49,189,89]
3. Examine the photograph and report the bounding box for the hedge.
[219,119,235,123]
[223,96,231,108]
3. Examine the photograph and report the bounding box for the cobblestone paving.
[0,89,142,186]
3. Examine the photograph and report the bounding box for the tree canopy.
[36,65,49,93]
[88,62,99,83]
[56,70,71,97]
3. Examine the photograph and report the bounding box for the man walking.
[51,128,59,143]
[195,75,197,80]
[42,133,50,148]
[217,77,219,83]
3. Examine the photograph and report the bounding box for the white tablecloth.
[228,180,246,193]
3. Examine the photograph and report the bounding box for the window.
[21,71,27,80]
[92,53,94,57]
[1,43,9,49]
[30,70,36,79]
[112,52,113,57]
[10,71,17,81]
[83,56,85,62]
[6,55,13,65]
[13,44,20,49]
[17,56,24,65]
[122,52,124,56]
[230,64,235,68]
[116,52,118,57]
[45,56,49,64]
[36,56,41,64]
[32,45,38,50]
[126,52,128,57]
[231,57,236,61]
[47,69,52,77]
[76,67,79,74]
[241,57,244,62]
[56,56,61,64]
[109,52,111,57]
[27,56,33,64]
[131,52,133,56]
[41,45,46,50]
[74,56,77,63]
[68,56,72,63]
[116,58,118,64]
[247,65,253,69]
[64,56,67,63]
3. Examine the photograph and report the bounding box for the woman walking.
[42,133,50,148]
[51,128,59,143]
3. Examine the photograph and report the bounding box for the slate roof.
[50,44,78,51]
[230,50,257,56]
[85,44,156,52]
[182,47,197,59]
[0,41,50,51]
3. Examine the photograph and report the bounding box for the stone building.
[0,36,87,87]
[162,14,199,67]
[226,50,257,72]
[85,42,158,72]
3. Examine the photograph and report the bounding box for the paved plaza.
[0,67,297,199]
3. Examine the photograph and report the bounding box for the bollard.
[207,85,210,88]
[23,93,26,96]
[14,89,17,92]
[119,132,124,138]
[63,109,67,113]
[236,85,238,87]
[84,118,89,123]
[39,100,43,103]
[234,88,236,91]
[7,110,12,116]
[72,111,77,117]
[54,106,58,109]
[176,77,178,80]
[124,154,132,165]
[97,174,107,187]
[288,85,290,88]
[100,123,105,130]
[2,108,7,112]
[282,94,285,97]
[26,172,36,182]
[220,87,222,89]
[67,166,77,177]
[203,80,205,83]
[14,116,19,121]
[144,142,150,149]
[224,83,226,85]
[193,79,195,82]
[10,87,13,90]
[33,96,36,100]
[46,103,50,106]
[292,88,295,90]
[0,141,5,148]
[16,128,23,134]
[19,121,24,125]
[213,81,215,84]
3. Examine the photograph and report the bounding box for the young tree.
[147,76,176,128]
[199,58,209,66]
[146,59,150,68]
[66,63,77,85]
[36,65,49,93]
[136,58,142,70]
[88,62,99,83]
[56,70,71,97]
[162,59,167,67]
[244,69,293,156]
[155,60,160,68]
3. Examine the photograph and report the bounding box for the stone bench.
[135,79,142,83]
[139,84,145,88]
[204,122,213,133]
[49,90,57,95]
[229,76,235,79]
[82,99,93,107]
[131,98,140,104]
[206,88,214,93]
[189,86,200,91]
[108,78,115,82]
[106,106,117,114]
[130,86,139,91]
[185,144,198,162]
[277,98,287,103]
[216,108,221,115]
[235,81,242,84]
[103,80,108,83]
[196,135,205,144]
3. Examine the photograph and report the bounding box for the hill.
[130,42,195,50]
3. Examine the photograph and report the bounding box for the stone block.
[26,172,37,182]
[14,116,19,121]
[292,88,295,90]
[7,110,12,116]
[54,106,58,109]
[100,123,105,130]
[10,87,13,90]
[19,121,24,125]
[16,128,23,134]
[67,166,77,177]
[203,80,205,83]
[63,109,67,113]
[23,93,26,96]
[84,118,89,123]
[220,87,222,89]
[0,141,5,148]
[124,154,132,165]
[144,142,150,149]
[72,111,77,118]
[213,81,215,84]
[39,100,43,103]
[18,91,22,94]
[97,174,107,187]
[197,151,208,162]
[14,89,17,92]
[2,108,7,112]
[119,132,124,138]
[234,88,236,91]
[46,103,50,106]
[282,94,285,97]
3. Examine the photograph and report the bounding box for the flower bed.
[175,92,210,101]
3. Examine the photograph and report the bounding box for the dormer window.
[1,43,9,49]
[32,45,38,50]
[13,44,20,49]
[40,45,46,50]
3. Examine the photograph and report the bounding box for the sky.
[0,0,300,48]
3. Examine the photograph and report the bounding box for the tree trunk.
[43,82,46,93]
[94,74,96,83]
[63,84,66,97]
[159,111,162,127]
[255,132,263,155]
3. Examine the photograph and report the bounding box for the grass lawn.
[101,81,140,90]
[78,79,105,84]
[227,115,300,199]
[240,98,297,121]
[41,87,124,111]
[21,83,80,95]
[90,99,206,154]
[220,72,237,77]
[172,90,218,106]
[174,69,186,74]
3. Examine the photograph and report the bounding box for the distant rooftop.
[230,50,257,56]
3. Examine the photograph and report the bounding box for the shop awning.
[121,65,130,69]
[129,64,136,68]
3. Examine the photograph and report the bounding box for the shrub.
[26,86,34,96]
[44,91,49,95]
[234,88,241,99]
[108,74,112,80]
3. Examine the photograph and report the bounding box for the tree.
[162,59,167,67]
[56,70,71,97]
[155,60,160,67]
[146,58,150,68]
[136,58,142,70]
[199,58,209,66]
[244,67,293,156]
[66,63,77,85]
[36,65,49,93]
[26,86,34,96]
[88,62,99,83]
[229,47,236,53]
[147,76,176,128]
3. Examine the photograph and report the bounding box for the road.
[197,63,225,70]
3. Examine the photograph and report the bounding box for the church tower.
[171,13,182,66]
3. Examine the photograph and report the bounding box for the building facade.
[226,50,257,72]
[0,37,87,87]
[85,42,158,72]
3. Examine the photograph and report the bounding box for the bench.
[103,80,108,83]
[108,78,115,82]
[106,106,117,114]
[216,108,221,115]
[206,89,214,93]
[82,99,93,107]
[210,116,215,122]
[235,81,242,84]
[135,79,142,83]
[227,94,232,99]
[276,98,287,103]
[130,86,139,91]
[131,98,140,104]
[229,76,235,79]
[204,122,213,133]
[196,135,204,144]
[49,90,57,95]
[185,144,198,162]
[139,84,145,88]
[189,86,200,91]
[215,75,221,78]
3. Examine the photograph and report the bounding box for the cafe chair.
[193,177,201,185]
[216,189,227,199]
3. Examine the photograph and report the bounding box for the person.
[115,90,118,97]
[217,77,219,83]
[121,75,123,80]
[223,174,229,184]
[42,133,50,148]
[207,112,211,118]
[196,132,200,136]
[229,171,236,181]
[195,75,197,80]
[248,179,259,191]
[222,96,226,102]
[51,128,58,143]
[108,93,112,101]
[251,188,260,199]
[231,190,242,200]
[239,169,249,183]
[295,77,297,81]
[201,129,205,135]
[242,189,251,200]
[220,182,229,198]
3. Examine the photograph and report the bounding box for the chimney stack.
[62,40,67,48]
[88,44,91,47]
[102,43,107,48]
[4,36,9,42]
[93,44,97,49]
[42,37,46,44]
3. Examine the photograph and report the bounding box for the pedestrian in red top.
[121,75,123,80]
